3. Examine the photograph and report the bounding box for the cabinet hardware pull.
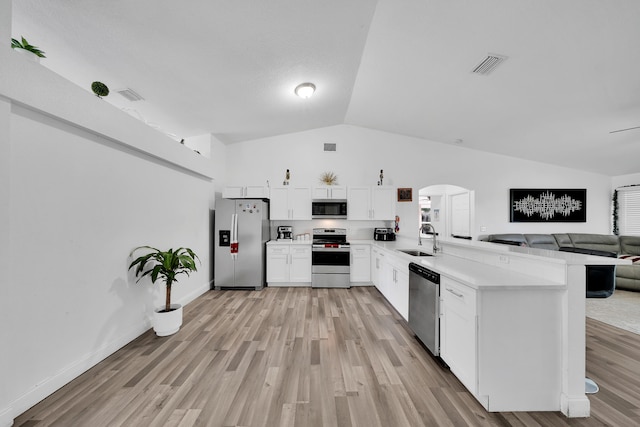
[446,288,464,298]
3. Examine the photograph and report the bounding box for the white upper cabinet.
[347,186,395,220]
[222,186,269,199]
[270,186,312,220]
[313,186,347,200]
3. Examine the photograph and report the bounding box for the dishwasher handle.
[409,263,440,284]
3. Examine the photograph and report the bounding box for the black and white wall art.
[510,189,586,222]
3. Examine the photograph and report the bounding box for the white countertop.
[350,237,630,291]
[267,239,311,245]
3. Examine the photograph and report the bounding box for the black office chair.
[558,247,617,393]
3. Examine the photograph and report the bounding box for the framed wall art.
[397,188,413,202]
[510,188,586,222]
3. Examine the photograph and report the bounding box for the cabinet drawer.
[351,245,370,257]
[441,277,476,312]
[267,245,289,255]
[291,246,311,255]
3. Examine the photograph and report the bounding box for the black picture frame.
[509,188,586,222]
[397,188,412,202]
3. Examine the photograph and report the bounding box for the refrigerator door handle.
[231,214,238,259]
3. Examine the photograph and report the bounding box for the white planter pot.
[153,303,183,336]
[13,47,41,63]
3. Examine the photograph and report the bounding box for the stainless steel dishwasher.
[408,263,441,356]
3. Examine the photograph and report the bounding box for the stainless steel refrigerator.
[214,198,269,290]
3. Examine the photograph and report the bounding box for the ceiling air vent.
[324,143,337,152]
[471,53,507,75]
[117,88,145,102]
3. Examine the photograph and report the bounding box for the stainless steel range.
[311,228,350,288]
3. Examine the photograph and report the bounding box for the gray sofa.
[482,233,640,292]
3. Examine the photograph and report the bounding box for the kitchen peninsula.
[368,237,630,418]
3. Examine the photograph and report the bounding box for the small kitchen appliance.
[374,227,396,241]
[311,199,348,219]
[277,226,293,241]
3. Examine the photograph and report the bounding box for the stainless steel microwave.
[312,200,348,219]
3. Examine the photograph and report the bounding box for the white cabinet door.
[371,248,381,287]
[313,186,347,199]
[371,186,396,220]
[267,245,290,282]
[269,187,310,220]
[245,186,269,199]
[222,186,269,199]
[289,187,311,219]
[269,187,290,220]
[388,255,409,320]
[347,187,372,220]
[290,246,311,282]
[350,244,371,283]
[440,277,478,394]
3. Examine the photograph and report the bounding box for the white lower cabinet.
[440,277,478,395]
[266,243,311,286]
[386,254,409,320]
[371,247,385,291]
[371,248,409,320]
[350,244,371,283]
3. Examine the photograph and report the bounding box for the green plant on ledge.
[11,36,46,58]
[129,246,200,312]
[91,81,110,98]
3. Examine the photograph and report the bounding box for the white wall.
[225,125,613,240]
[1,45,215,424]
[1,1,14,424]
[612,172,640,189]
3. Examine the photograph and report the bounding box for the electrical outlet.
[480,226,487,232]
[499,255,509,264]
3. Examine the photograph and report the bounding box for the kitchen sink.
[397,249,433,257]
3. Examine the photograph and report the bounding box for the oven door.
[312,248,350,288]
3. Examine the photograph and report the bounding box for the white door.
[449,191,472,238]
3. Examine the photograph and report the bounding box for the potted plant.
[129,246,200,336]
[91,81,109,98]
[11,36,46,62]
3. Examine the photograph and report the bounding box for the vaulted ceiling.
[11,0,640,176]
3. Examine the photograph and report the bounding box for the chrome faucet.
[420,223,439,253]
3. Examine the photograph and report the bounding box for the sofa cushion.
[558,246,618,258]
[524,234,559,250]
[619,254,640,264]
[566,233,620,254]
[552,233,572,247]
[619,235,640,256]
[487,234,527,246]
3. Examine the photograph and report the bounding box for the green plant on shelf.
[11,36,46,58]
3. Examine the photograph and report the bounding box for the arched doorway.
[419,184,475,240]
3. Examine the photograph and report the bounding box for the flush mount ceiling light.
[295,82,316,99]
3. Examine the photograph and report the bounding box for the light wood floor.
[15,287,640,426]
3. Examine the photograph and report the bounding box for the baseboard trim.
[3,281,211,425]
[560,393,590,418]
[0,407,14,427]
[6,321,149,424]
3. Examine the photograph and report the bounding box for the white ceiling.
[11,0,640,176]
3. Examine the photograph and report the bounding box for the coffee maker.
[277,226,293,241]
